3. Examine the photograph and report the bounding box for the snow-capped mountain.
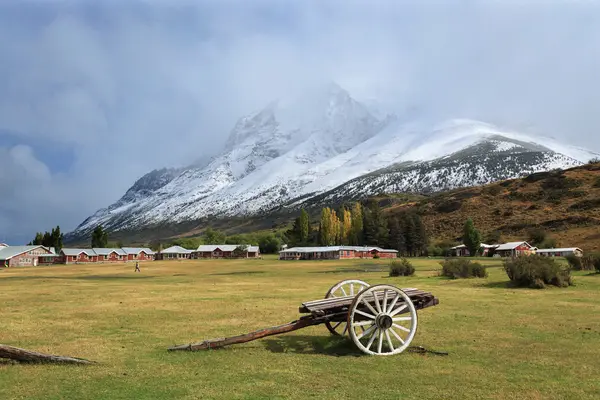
[68,84,600,238]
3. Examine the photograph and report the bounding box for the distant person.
[135,261,140,272]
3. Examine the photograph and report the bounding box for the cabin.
[193,245,261,259]
[122,247,156,261]
[450,243,498,257]
[92,248,127,262]
[156,246,193,260]
[0,245,54,267]
[60,248,98,264]
[494,241,536,258]
[536,248,583,258]
[279,246,398,260]
[37,252,60,265]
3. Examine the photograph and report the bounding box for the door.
[33,258,38,267]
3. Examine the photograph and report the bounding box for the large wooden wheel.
[347,284,418,356]
[324,279,370,336]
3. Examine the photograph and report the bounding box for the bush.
[593,176,600,188]
[483,185,502,196]
[435,200,462,213]
[541,176,581,191]
[257,234,281,254]
[427,245,444,257]
[389,258,415,277]
[581,253,600,273]
[503,255,573,289]
[440,259,488,279]
[568,198,600,211]
[527,228,548,247]
[565,254,583,271]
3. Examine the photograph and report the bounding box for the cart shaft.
[168,315,323,351]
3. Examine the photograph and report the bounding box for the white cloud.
[0,1,600,242]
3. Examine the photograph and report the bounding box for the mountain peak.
[224,82,382,154]
[67,95,600,240]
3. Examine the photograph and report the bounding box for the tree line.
[29,225,119,251]
[28,226,63,251]
[286,200,429,257]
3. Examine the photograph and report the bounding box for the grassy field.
[1,256,599,399]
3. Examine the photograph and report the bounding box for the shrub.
[593,176,600,188]
[541,176,581,191]
[568,198,600,211]
[565,254,583,271]
[483,185,502,196]
[440,259,488,279]
[503,255,573,289]
[427,245,444,257]
[389,258,415,277]
[582,253,600,273]
[435,200,463,213]
[373,254,380,259]
[539,238,557,249]
[527,228,548,247]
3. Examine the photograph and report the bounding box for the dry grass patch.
[1,258,599,399]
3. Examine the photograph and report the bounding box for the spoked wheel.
[347,284,418,356]
[324,279,370,336]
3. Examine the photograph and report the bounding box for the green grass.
[1,257,599,399]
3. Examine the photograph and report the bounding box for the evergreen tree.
[349,202,363,245]
[362,205,375,245]
[29,226,63,250]
[286,216,302,247]
[363,200,387,246]
[463,218,482,257]
[91,225,109,248]
[30,232,44,245]
[403,213,416,256]
[412,213,428,257]
[51,226,63,251]
[42,231,52,247]
[387,217,407,256]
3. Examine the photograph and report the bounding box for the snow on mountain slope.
[68,86,600,238]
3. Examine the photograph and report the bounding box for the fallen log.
[0,344,96,365]
[168,315,322,351]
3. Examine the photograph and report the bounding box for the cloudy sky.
[1,0,599,244]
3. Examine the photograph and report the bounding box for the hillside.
[387,163,600,252]
[65,83,599,242]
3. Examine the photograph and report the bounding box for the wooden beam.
[168,315,321,351]
[0,344,96,365]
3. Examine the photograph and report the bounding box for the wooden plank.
[300,288,423,309]
[299,289,432,314]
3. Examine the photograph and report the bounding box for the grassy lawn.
[1,257,599,399]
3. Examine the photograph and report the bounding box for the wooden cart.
[169,280,439,356]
